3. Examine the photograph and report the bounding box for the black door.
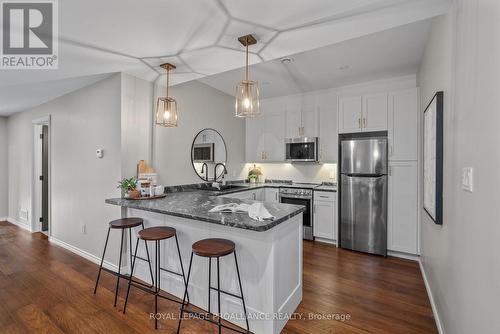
[41,125,49,232]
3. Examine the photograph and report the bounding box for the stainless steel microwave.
[285,137,318,162]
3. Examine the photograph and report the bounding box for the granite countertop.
[314,185,337,192]
[106,186,305,232]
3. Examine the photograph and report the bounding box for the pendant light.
[235,34,261,118]
[156,63,178,127]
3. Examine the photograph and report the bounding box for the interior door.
[41,125,49,232]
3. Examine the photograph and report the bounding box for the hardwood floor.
[0,221,437,333]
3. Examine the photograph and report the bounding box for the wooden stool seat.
[109,217,143,229]
[138,226,176,241]
[192,238,235,257]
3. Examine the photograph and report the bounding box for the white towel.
[209,202,275,221]
[247,202,275,222]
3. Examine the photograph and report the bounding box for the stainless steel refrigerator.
[339,135,388,256]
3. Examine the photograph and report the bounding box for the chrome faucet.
[213,163,227,182]
[200,163,209,182]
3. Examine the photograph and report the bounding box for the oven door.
[285,137,318,162]
[279,195,313,240]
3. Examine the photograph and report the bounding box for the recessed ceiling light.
[281,57,294,64]
[339,65,350,70]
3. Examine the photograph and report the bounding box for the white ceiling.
[200,19,432,98]
[0,0,452,116]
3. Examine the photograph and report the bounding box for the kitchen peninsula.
[106,184,305,334]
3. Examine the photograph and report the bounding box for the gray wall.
[0,117,7,218]
[153,80,246,185]
[417,1,500,333]
[7,74,123,263]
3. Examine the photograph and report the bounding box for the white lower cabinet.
[388,161,418,254]
[264,188,279,203]
[313,191,337,243]
[223,188,264,201]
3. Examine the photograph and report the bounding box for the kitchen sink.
[202,184,248,192]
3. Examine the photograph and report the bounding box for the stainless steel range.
[279,186,314,240]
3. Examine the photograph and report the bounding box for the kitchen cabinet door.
[388,161,418,254]
[338,96,362,133]
[263,111,285,162]
[318,102,338,162]
[302,106,319,138]
[285,107,301,138]
[388,89,418,161]
[245,117,265,162]
[264,188,279,203]
[362,93,388,132]
[313,194,337,241]
[253,188,264,201]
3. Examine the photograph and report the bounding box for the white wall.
[153,80,246,185]
[417,1,500,333]
[0,117,7,218]
[7,74,123,264]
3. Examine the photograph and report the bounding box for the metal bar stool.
[177,238,250,334]
[94,217,154,307]
[123,226,190,330]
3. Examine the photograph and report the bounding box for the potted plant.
[248,165,263,183]
[118,177,139,198]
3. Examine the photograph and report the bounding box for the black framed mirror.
[191,128,227,181]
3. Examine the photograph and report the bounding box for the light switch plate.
[96,149,103,158]
[462,167,474,192]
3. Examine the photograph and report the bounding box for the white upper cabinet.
[263,111,285,162]
[388,89,418,161]
[338,93,389,133]
[362,93,388,132]
[318,92,338,162]
[338,96,362,133]
[388,161,418,254]
[246,108,285,162]
[285,95,319,138]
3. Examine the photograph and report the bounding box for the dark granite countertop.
[106,186,305,232]
[314,185,337,192]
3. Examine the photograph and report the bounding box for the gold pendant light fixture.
[235,34,261,118]
[156,63,178,127]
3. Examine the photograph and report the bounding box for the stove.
[278,184,316,240]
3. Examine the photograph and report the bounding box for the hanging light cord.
[166,68,169,98]
[245,37,249,82]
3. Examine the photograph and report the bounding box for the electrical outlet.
[462,167,474,192]
[19,209,29,221]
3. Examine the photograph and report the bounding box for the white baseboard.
[314,237,337,245]
[49,236,120,272]
[419,259,444,334]
[388,250,419,261]
[7,217,32,232]
[0,217,7,222]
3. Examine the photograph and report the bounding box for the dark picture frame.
[423,91,444,225]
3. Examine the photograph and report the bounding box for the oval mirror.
[191,128,227,181]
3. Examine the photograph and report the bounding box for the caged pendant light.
[235,34,261,118]
[156,63,178,127]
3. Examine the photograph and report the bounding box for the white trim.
[0,217,7,221]
[49,236,120,273]
[387,250,419,261]
[419,259,444,334]
[7,217,32,232]
[31,115,51,124]
[314,237,337,245]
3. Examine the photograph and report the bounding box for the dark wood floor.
[0,221,437,333]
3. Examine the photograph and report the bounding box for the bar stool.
[177,238,250,334]
[94,217,154,307]
[123,226,190,330]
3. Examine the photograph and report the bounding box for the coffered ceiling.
[0,0,452,115]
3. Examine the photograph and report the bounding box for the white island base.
[123,208,303,334]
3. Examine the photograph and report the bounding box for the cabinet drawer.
[314,191,336,201]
